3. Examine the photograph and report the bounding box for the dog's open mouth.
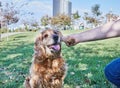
[48,44,61,52]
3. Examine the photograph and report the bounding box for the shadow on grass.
[14,35,28,38]
[0,39,34,88]
[62,41,120,88]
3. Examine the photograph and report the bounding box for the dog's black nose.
[53,35,58,41]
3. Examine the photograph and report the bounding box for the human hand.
[62,35,76,46]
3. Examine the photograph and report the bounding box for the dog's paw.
[24,77,31,88]
[26,77,30,81]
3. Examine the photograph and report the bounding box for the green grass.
[0,30,120,88]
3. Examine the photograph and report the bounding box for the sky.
[1,0,120,28]
[71,0,120,15]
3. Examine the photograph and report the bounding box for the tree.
[83,11,102,28]
[40,14,71,30]
[51,16,59,26]
[0,1,28,40]
[31,21,39,28]
[1,1,28,29]
[72,11,81,27]
[41,15,50,26]
[91,4,102,27]
[31,21,39,31]
[106,11,119,22]
[22,20,29,31]
[72,11,80,20]
[51,14,71,29]
[2,2,19,26]
[0,2,19,41]
[83,12,88,21]
[92,4,101,17]
[58,14,71,26]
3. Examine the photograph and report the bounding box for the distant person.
[62,19,120,87]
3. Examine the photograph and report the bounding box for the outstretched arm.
[62,19,120,46]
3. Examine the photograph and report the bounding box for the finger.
[66,41,74,47]
[66,38,75,46]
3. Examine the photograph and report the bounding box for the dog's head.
[34,29,62,60]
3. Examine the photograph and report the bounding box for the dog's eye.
[43,34,48,38]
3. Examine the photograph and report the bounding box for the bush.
[0,28,9,33]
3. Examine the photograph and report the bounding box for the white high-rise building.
[53,0,72,17]
[64,0,72,16]
[53,0,60,16]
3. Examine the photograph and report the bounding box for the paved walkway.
[1,32,22,38]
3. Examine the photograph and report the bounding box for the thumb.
[65,39,75,46]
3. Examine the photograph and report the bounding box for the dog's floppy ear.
[34,45,46,62]
[34,33,46,62]
[34,33,42,46]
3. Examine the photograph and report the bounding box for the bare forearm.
[73,20,120,43]
[63,20,120,46]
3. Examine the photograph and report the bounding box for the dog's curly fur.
[24,29,67,88]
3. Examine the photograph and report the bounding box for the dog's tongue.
[51,44,60,51]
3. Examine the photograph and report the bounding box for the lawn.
[0,30,120,88]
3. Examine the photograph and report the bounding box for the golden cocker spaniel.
[24,29,67,88]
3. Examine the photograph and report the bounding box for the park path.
[1,32,22,38]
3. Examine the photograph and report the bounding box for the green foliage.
[51,14,71,26]
[0,27,9,33]
[72,11,81,20]
[41,15,50,26]
[92,4,101,17]
[0,30,120,88]
[1,2,19,25]
[106,12,118,22]
[83,4,102,27]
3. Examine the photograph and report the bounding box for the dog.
[24,29,67,88]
